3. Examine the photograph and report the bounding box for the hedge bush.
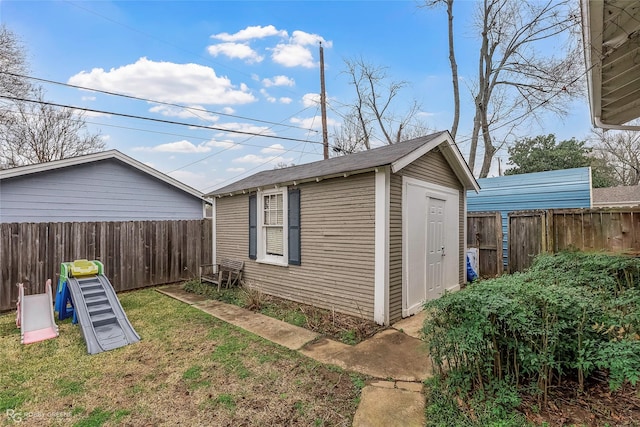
[422,252,640,406]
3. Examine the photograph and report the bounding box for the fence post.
[546,210,554,254]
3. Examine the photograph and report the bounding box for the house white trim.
[256,187,289,267]
[374,166,390,325]
[211,197,217,270]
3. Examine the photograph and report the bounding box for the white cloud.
[279,97,292,104]
[212,25,287,42]
[222,107,235,114]
[75,109,111,118]
[302,93,320,107]
[205,139,241,150]
[262,75,295,87]
[168,170,207,191]
[261,143,285,154]
[270,31,332,68]
[101,135,111,142]
[260,88,276,103]
[290,115,339,130]
[207,42,263,63]
[149,104,219,122]
[233,153,293,165]
[81,95,96,101]
[417,111,436,118]
[271,43,315,68]
[217,122,275,138]
[133,140,211,153]
[291,30,332,48]
[68,57,256,105]
[226,167,246,173]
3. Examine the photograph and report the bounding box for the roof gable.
[0,150,204,200]
[207,131,478,196]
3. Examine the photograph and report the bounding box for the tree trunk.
[446,0,460,140]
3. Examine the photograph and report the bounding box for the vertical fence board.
[467,212,503,277]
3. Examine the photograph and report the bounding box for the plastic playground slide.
[16,279,59,344]
[65,274,140,355]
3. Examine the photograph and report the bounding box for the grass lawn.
[1,288,365,426]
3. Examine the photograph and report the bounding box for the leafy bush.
[422,251,640,407]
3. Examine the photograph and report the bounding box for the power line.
[0,94,322,145]
[0,71,318,133]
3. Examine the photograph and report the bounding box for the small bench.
[200,258,244,291]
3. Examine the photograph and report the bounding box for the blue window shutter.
[288,188,301,265]
[248,194,257,260]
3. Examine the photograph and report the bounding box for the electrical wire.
[0,94,321,144]
[0,71,318,133]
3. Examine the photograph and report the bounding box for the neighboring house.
[0,150,208,223]
[593,185,640,208]
[207,131,479,325]
[467,167,593,269]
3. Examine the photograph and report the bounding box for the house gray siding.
[0,159,203,223]
[216,173,377,320]
[389,148,465,323]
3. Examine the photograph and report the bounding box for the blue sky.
[1,1,591,192]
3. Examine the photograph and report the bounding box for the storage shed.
[0,150,207,223]
[207,131,479,325]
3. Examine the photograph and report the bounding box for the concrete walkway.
[157,285,431,426]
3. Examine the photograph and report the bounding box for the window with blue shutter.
[288,188,301,265]
[248,194,257,260]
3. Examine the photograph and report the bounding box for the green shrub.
[423,252,640,408]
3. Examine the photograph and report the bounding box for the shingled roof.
[207,131,479,197]
[592,184,640,207]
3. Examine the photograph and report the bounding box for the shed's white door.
[403,177,459,317]
[426,197,446,301]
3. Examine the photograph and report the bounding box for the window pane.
[266,227,283,256]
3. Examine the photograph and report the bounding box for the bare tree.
[423,0,460,139]
[0,26,104,168]
[336,57,425,152]
[472,0,582,177]
[590,125,640,186]
[1,88,105,167]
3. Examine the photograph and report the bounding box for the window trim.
[256,187,288,266]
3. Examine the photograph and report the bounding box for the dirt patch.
[184,281,386,345]
[520,373,640,426]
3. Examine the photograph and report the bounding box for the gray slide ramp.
[67,275,140,355]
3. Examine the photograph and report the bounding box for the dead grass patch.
[1,288,364,426]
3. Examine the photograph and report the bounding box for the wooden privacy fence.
[469,208,640,275]
[467,211,503,277]
[0,219,212,312]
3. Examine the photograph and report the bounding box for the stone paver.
[196,299,319,350]
[392,310,426,339]
[353,386,425,427]
[397,381,424,392]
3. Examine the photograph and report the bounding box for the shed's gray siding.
[388,149,465,323]
[0,159,203,223]
[467,167,592,268]
[216,173,376,320]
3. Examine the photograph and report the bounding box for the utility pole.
[319,42,329,159]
